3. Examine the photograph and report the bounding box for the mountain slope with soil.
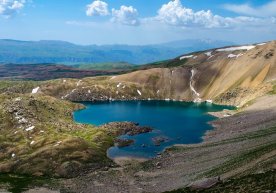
[0,41,275,192]
[23,41,275,108]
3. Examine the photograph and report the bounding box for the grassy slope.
[74,62,134,71]
[165,170,275,193]
[0,91,118,177]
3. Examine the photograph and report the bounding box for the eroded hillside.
[0,41,276,192]
[11,41,274,107]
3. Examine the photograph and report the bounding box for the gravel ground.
[59,95,276,193]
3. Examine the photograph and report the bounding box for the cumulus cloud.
[156,0,228,28]
[111,5,140,26]
[83,0,276,29]
[86,0,109,16]
[224,1,276,17]
[154,0,276,29]
[0,0,25,17]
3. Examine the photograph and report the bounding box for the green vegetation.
[0,92,118,177]
[205,142,276,177]
[269,83,276,95]
[0,80,40,94]
[165,170,276,193]
[74,62,134,71]
[0,174,53,193]
[136,58,189,70]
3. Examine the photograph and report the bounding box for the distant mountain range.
[0,39,233,65]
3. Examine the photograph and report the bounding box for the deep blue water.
[73,101,234,159]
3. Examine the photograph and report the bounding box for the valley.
[0,41,275,192]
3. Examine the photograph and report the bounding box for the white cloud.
[224,1,276,17]
[111,5,140,26]
[0,0,25,17]
[154,0,276,29]
[81,0,276,32]
[155,0,228,28]
[86,0,109,16]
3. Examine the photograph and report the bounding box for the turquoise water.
[73,101,234,159]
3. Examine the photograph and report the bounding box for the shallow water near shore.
[74,100,234,159]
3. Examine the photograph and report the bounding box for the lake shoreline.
[60,95,276,193]
[74,100,233,159]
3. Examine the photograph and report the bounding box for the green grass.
[204,142,276,177]
[74,62,134,71]
[164,170,276,193]
[0,174,54,193]
[269,84,276,95]
[0,92,120,177]
[137,58,189,69]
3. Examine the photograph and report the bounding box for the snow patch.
[257,43,266,46]
[14,97,21,102]
[117,83,122,88]
[30,141,35,145]
[180,55,193,60]
[110,76,117,80]
[76,80,82,87]
[228,53,243,58]
[193,98,202,103]
[205,51,212,56]
[18,118,27,124]
[54,141,62,147]
[12,153,15,158]
[217,45,255,52]
[157,90,160,94]
[165,98,170,101]
[137,90,142,96]
[207,55,214,60]
[190,69,202,103]
[25,126,35,132]
[206,100,213,103]
[31,87,40,94]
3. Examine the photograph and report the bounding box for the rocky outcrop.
[152,136,169,146]
[114,139,134,148]
[100,122,153,136]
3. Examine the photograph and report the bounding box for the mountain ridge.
[0,39,233,65]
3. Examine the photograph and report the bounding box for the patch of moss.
[269,84,276,95]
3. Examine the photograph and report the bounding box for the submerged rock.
[115,139,134,148]
[152,136,169,146]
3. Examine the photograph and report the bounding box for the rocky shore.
[57,95,276,193]
[100,122,153,136]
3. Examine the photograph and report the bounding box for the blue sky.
[0,0,276,45]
